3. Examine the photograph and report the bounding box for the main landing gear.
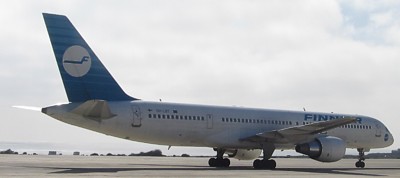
[355,148,366,168]
[208,145,276,169]
[208,148,230,167]
[253,144,276,169]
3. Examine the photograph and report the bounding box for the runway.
[1,155,399,177]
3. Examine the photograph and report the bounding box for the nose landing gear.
[355,148,366,168]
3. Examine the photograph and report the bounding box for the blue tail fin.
[43,13,137,102]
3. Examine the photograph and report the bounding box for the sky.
[1,0,400,156]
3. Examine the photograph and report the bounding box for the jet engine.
[295,136,346,162]
[227,149,262,160]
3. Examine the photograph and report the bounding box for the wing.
[240,117,357,144]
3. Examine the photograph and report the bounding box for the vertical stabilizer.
[43,13,137,102]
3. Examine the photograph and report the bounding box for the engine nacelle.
[227,149,262,160]
[295,136,346,162]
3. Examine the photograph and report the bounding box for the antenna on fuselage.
[303,107,306,111]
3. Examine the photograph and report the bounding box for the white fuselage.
[43,100,394,151]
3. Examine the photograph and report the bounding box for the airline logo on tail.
[62,45,91,77]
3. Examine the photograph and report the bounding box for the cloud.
[339,0,400,45]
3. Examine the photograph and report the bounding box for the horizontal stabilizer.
[13,105,42,111]
[71,100,116,120]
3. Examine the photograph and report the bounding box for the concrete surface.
[0,155,399,177]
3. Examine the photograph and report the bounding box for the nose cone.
[385,131,394,146]
[383,125,394,147]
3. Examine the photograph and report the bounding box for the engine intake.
[295,136,346,162]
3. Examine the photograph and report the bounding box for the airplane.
[37,13,393,169]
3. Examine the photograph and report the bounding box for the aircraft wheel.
[360,161,365,168]
[355,161,365,168]
[253,159,262,169]
[208,158,216,167]
[209,158,230,167]
[253,159,276,169]
[267,159,276,169]
[222,158,230,167]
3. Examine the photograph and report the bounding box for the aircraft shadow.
[36,164,400,176]
[275,167,399,177]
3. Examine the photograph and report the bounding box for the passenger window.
[148,114,152,118]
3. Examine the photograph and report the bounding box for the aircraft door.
[131,106,142,127]
[207,114,213,129]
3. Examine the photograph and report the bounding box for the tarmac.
[1,155,400,177]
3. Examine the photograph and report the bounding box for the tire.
[208,158,216,167]
[253,159,262,169]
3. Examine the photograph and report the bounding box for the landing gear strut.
[208,148,230,167]
[253,144,276,169]
[355,148,366,168]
